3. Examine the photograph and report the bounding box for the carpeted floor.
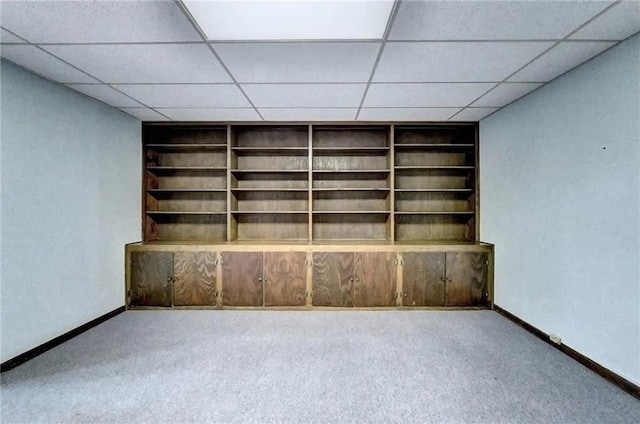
[1,310,638,423]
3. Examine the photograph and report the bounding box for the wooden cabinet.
[129,251,173,307]
[126,244,492,310]
[221,252,263,307]
[312,251,396,307]
[402,252,446,306]
[401,251,488,307]
[173,251,217,306]
[445,252,489,306]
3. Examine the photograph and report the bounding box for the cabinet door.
[445,252,488,306]
[221,252,263,307]
[353,252,396,307]
[130,251,173,307]
[312,252,354,307]
[264,252,307,307]
[173,251,217,306]
[402,252,445,306]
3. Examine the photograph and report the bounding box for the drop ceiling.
[1,0,638,122]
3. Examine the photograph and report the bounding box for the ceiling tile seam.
[0,27,172,120]
[174,0,264,120]
[449,0,620,119]
[354,0,403,120]
[449,0,622,120]
[384,39,621,43]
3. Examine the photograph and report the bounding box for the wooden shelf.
[394,166,474,171]
[231,169,308,174]
[231,188,308,192]
[231,211,308,214]
[313,188,390,192]
[314,211,391,214]
[232,147,308,156]
[147,211,226,215]
[313,169,390,174]
[147,189,226,193]
[313,147,390,155]
[146,144,227,152]
[394,144,474,149]
[147,166,226,173]
[394,211,475,215]
[395,189,473,193]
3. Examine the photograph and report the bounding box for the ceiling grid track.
[354,0,402,121]
[448,0,623,121]
[0,26,172,121]
[174,0,265,120]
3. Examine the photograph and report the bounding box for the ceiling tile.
[374,42,553,82]
[364,83,494,107]
[119,108,170,122]
[213,42,380,83]
[184,0,394,40]
[358,108,459,121]
[389,1,612,40]
[113,84,250,108]
[158,108,260,121]
[570,1,640,40]
[242,84,366,107]
[0,45,98,83]
[259,108,357,121]
[509,41,615,82]
[1,1,199,43]
[449,108,499,122]
[1,29,25,43]
[67,84,143,108]
[44,44,231,84]
[471,83,543,107]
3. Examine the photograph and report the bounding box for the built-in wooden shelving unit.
[142,123,478,242]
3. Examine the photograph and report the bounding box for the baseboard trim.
[0,306,126,373]
[494,304,639,400]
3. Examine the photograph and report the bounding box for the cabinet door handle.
[446,277,452,283]
[440,277,445,283]
[349,277,354,283]
[258,277,263,282]
[355,277,360,283]
[167,277,173,283]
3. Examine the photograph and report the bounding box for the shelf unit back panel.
[142,123,478,242]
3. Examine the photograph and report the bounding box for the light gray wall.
[1,60,141,362]
[480,34,640,384]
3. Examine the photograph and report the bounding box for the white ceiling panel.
[44,44,231,84]
[158,108,261,121]
[0,1,199,43]
[259,108,357,121]
[242,84,366,107]
[364,83,494,107]
[509,41,615,82]
[1,29,25,43]
[0,45,98,83]
[184,0,394,40]
[358,108,459,121]
[113,85,251,108]
[67,84,143,108]
[389,1,612,41]
[449,108,499,122]
[119,108,170,122]
[374,42,553,82]
[213,42,380,83]
[570,1,640,40]
[472,83,543,107]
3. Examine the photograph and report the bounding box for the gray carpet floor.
[1,310,638,423]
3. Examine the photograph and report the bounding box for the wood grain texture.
[264,252,307,306]
[312,252,354,307]
[130,252,173,307]
[402,252,445,306]
[446,252,488,306]
[222,252,263,306]
[353,252,395,307]
[173,252,217,306]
